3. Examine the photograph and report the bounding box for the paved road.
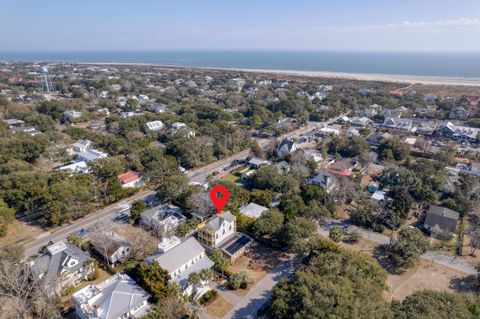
[320,219,477,275]
[22,118,342,258]
[202,258,297,319]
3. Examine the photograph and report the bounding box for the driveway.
[202,257,297,319]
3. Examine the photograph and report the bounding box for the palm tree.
[187,300,203,319]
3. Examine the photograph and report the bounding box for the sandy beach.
[78,62,480,87]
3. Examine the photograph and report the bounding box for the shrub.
[329,225,344,243]
[228,271,249,290]
[198,289,218,305]
[344,230,361,243]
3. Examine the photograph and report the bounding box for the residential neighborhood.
[0,61,480,319]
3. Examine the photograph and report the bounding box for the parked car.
[213,171,220,176]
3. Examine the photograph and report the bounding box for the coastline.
[74,62,480,87]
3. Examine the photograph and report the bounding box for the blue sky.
[1,0,479,51]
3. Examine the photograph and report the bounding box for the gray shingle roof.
[424,205,459,233]
[203,211,235,231]
[29,241,92,283]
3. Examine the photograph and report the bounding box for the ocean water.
[1,51,480,79]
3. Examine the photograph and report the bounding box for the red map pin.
[209,185,230,214]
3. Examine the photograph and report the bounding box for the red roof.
[117,171,142,184]
[466,96,479,105]
[388,90,402,96]
[8,76,22,84]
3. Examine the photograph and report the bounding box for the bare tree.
[187,192,215,217]
[468,226,480,256]
[150,220,174,243]
[130,230,154,260]
[0,259,61,319]
[334,176,357,205]
[290,151,310,182]
[91,232,112,268]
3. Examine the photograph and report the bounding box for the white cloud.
[309,17,480,32]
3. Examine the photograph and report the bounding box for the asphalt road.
[22,118,340,258]
[320,219,477,275]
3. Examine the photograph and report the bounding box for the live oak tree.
[269,249,391,319]
[133,261,176,303]
[391,290,479,319]
[384,227,429,271]
[0,199,14,237]
[130,200,146,222]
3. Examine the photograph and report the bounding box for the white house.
[91,231,132,264]
[145,237,214,294]
[146,120,164,131]
[239,203,269,219]
[140,204,186,234]
[275,139,298,157]
[57,161,89,174]
[197,211,253,262]
[75,149,108,163]
[71,139,93,154]
[72,273,151,319]
[117,171,144,188]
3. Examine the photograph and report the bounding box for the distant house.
[146,101,167,113]
[456,162,480,176]
[346,128,360,137]
[424,93,437,104]
[69,140,92,156]
[146,236,214,293]
[382,108,403,118]
[275,161,291,174]
[4,119,42,136]
[140,204,186,234]
[275,139,298,157]
[308,169,337,193]
[197,211,252,262]
[228,78,246,89]
[63,110,83,121]
[465,96,480,106]
[415,121,437,136]
[327,158,358,176]
[239,202,269,219]
[435,122,480,143]
[247,157,271,169]
[75,149,108,163]
[72,139,93,153]
[367,181,379,193]
[371,190,386,201]
[146,120,165,131]
[318,126,341,136]
[91,231,132,265]
[304,149,323,163]
[367,132,393,145]
[423,205,460,236]
[169,122,195,137]
[57,161,90,174]
[72,273,151,319]
[28,241,94,294]
[350,116,372,128]
[382,117,413,132]
[117,171,144,188]
[388,90,402,97]
[448,107,470,121]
